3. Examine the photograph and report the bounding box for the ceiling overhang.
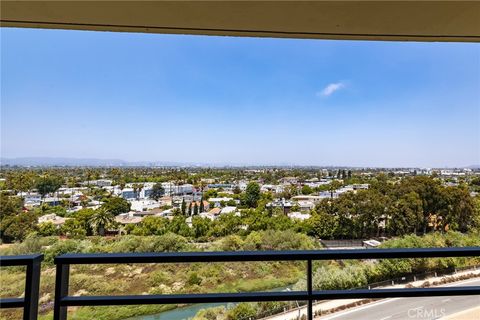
[1,1,480,42]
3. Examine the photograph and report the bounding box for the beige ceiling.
[1,1,479,42]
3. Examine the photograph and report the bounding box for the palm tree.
[132,183,143,200]
[89,207,115,236]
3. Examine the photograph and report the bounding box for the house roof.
[115,216,142,224]
[208,207,221,215]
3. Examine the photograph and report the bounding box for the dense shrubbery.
[0,230,311,320]
[0,230,318,264]
[220,229,318,251]
[1,233,189,263]
[293,231,480,292]
[196,231,480,320]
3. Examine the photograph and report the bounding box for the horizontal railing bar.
[54,247,480,264]
[0,298,25,308]
[59,286,480,306]
[0,254,44,267]
[311,286,480,299]
[60,291,308,306]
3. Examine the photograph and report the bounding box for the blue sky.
[1,28,479,167]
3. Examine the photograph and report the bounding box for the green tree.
[0,194,23,220]
[38,222,58,236]
[440,186,475,233]
[301,185,313,195]
[6,171,36,194]
[36,175,63,198]
[102,197,131,215]
[472,196,480,231]
[1,211,37,242]
[193,202,199,215]
[192,216,211,238]
[387,192,423,236]
[211,213,242,236]
[244,182,261,208]
[328,180,342,199]
[132,183,143,200]
[203,189,218,199]
[133,216,168,235]
[70,208,96,235]
[89,208,115,236]
[305,210,338,239]
[233,186,241,194]
[167,216,192,237]
[61,219,87,238]
[150,183,165,200]
[181,199,187,215]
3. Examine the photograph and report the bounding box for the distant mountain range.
[0,157,478,169]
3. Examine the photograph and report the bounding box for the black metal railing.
[0,254,43,320]
[53,247,480,320]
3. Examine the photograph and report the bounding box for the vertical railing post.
[23,258,42,320]
[307,259,313,320]
[53,263,70,320]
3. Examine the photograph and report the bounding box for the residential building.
[288,212,311,221]
[38,213,67,227]
[82,179,113,187]
[291,195,322,204]
[130,199,161,212]
[220,206,237,214]
[208,197,234,207]
[115,213,142,225]
[266,199,293,214]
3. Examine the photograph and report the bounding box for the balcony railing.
[0,254,43,320]
[53,247,480,320]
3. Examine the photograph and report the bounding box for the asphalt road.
[319,278,480,320]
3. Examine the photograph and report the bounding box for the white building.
[24,194,42,207]
[296,200,315,211]
[130,199,161,212]
[261,184,285,193]
[288,212,311,221]
[208,197,234,207]
[159,182,194,196]
[291,195,322,204]
[83,179,113,187]
[220,206,237,214]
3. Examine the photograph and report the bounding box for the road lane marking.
[319,277,480,320]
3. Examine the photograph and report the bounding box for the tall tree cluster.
[308,176,478,239]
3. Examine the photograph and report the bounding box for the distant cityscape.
[2,157,479,169]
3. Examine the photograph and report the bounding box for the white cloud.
[318,82,345,97]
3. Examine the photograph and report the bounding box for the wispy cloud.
[317,82,345,97]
